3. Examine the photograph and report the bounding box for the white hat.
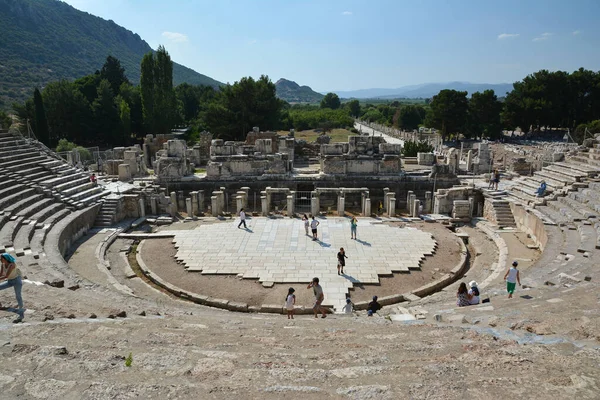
[469,281,478,288]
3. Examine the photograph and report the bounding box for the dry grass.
[278,129,355,143]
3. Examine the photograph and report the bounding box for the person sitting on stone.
[536,181,547,197]
[90,173,97,186]
[456,282,471,307]
[367,296,381,316]
[468,281,480,305]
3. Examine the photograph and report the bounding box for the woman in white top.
[302,214,310,236]
[0,253,24,322]
[503,261,521,298]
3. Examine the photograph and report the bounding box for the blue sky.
[62,0,600,91]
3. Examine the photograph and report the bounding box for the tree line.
[11,54,600,148]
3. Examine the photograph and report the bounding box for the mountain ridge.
[0,0,222,108]
[275,78,324,103]
[326,82,514,99]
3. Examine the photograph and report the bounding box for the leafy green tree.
[42,80,91,145]
[346,99,360,117]
[119,83,143,136]
[397,105,426,131]
[140,52,155,133]
[205,75,284,140]
[425,89,468,140]
[0,110,11,130]
[74,73,102,105]
[91,79,121,146]
[402,140,434,157]
[100,55,129,95]
[467,90,502,139]
[320,92,341,110]
[140,46,177,134]
[118,97,132,144]
[33,88,50,145]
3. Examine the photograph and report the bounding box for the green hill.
[275,78,324,103]
[0,0,222,109]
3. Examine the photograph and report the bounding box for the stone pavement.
[162,218,436,312]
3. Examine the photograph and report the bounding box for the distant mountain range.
[275,78,324,103]
[0,0,222,108]
[328,82,514,99]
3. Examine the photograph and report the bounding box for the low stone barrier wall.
[134,234,469,314]
[509,202,549,251]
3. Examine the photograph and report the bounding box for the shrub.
[402,140,434,157]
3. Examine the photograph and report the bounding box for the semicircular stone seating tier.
[161,218,437,312]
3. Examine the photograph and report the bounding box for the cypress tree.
[33,88,50,145]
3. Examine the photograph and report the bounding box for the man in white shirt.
[310,216,320,241]
[238,208,247,229]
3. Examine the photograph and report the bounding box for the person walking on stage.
[350,216,358,239]
[337,247,348,275]
[238,208,247,229]
[310,216,320,241]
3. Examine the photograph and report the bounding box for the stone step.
[559,195,597,219]
[42,172,88,188]
[60,181,96,196]
[16,198,54,218]
[3,157,48,171]
[0,180,21,198]
[0,188,37,211]
[13,203,66,250]
[506,191,545,207]
[545,164,588,180]
[70,186,102,202]
[533,171,572,187]
[570,155,600,167]
[554,161,600,175]
[29,208,71,251]
[547,200,585,222]
[79,190,110,206]
[0,217,23,246]
[3,193,44,215]
[0,151,40,162]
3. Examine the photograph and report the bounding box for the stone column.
[170,191,178,216]
[186,198,193,217]
[287,195,294,217]
[388,198,396,217]
[260,191,268,214]
[212,191,224,215]
[466,150,473,172]
[383,188,390,212]
[177,191,185,212]
[364,198,371,216]
[211,196,219,217]
[311,192,320,216]
[150,197,158,215]
[406,190,414,212]
[190,191,199,216]
[198,190,205,214]
[261,196,268,216]
[139,198,145,217]
[265,188,272,212]
[408,194,417,216]
[384,192,394,214]
[361,191,367,215]
[337,192,345,217]
[236,196,244,214]
[412,198,420,217]
[241,187,250,209]
[236,191,246,211]
[425,191,432,214]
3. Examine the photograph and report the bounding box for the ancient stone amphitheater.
[0,127,599,399]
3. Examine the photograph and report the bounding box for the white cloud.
[248,39,258,45]
[342,11,352,15]
[161,31,188,43]
[533,32,553,42]
[572,30,582,35]
[497,33,519,40]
